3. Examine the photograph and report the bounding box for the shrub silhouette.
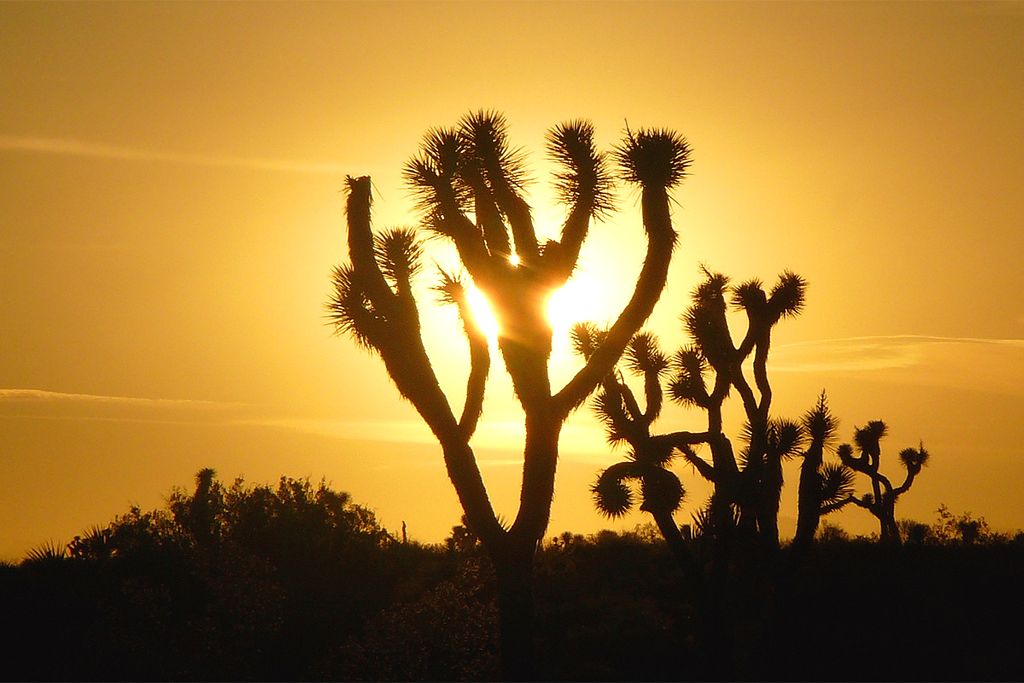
[327,110,691,678]
[5,482,1024,681]
[11,469,424,680]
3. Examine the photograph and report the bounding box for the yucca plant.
[834,422,931,543]
[792,392,857,550]
[22,539,68,566]
[328,111,691,679]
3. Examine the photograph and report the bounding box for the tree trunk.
[651,509,693,572]
[494,541,537,681]
[793,451,822,551]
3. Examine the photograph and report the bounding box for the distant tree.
[931,504,990,545]
[59,469,401,679]
[327,111,691,677]
[835,422,930,543]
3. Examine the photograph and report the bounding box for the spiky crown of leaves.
[803,392,838,446]
[613,127,693,189]
[854,420,888,455]
[899,444,931,472]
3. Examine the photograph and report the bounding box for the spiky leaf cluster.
[614,127,693,189]
[732,278,767,313]
[683,271,733,368]
[899,444,930,474]
[459,110,530,192]
[592,458,684,519]
[403,127,471,217]
[547,120,614,217]
[802,392,838,446]
[624,332,668,376]
[373,227,423,289]
[592,464,634,518]
[820,462,856,504]
[667,347,710,407]
[569,321,608,360]
[768,270,807,319]
[764,418,805,460]
[432,267,466,307]
[638,468,685,515]
[327,265,386,349]
[854,421,888,458]
[691,498,740,538]
[592,387,632,445]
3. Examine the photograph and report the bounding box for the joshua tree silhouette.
[835,422,930,543]
[327,111,691,678]
[576,326,694,567]
[582,268,808,563]
[578,269,811,679]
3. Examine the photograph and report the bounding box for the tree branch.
[554,185,677,417]
[455,300,491,440]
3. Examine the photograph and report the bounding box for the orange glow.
[1,1,1022,560]
[465,284,500,343]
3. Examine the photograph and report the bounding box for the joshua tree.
[579,328,694,567]
[578,270,804,681]
[672,269,808,553]
[834,421,930,543]
[327,111,691,678]
[575,267,809,589]
[792,393,857,551]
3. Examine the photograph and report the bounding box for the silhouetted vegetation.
[328,110,690,677]
[3,472,1023,681]
[576,268,943,675]
[836,421,930,543]
[2,471,454,681]
[579,268,815,561]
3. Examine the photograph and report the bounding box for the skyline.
[2,1,1023,559]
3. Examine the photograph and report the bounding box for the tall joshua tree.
[675,269,808,552]
[328,111,691,678]
[578,270,803,680]
[834,421,930,543]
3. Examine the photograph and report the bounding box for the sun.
[464,263,613,352]
[464,285,501,341]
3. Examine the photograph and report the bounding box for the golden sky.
[2,1,1023,559]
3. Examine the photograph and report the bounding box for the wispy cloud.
[0,388,245,424]
[0,390,609,459]
[0,388,229,407]
[0,135,348,175]
[772,335,1024,373]
[242,416,608,460]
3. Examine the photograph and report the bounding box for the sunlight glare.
[465,285,500,343]
[546,276,609,347]
[464,273,611,354]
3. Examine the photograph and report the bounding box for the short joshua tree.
[834,421,930,543]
